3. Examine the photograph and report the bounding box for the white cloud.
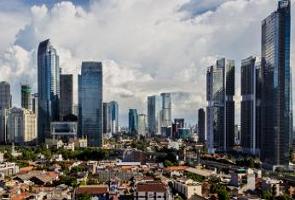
[0,0,294,126]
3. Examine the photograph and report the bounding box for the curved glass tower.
[37,39,60,143]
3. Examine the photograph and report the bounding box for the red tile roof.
[76,185,108,195]
[136,182,167,192]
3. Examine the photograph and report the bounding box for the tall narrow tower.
[261,0,292,167]
[37,39,60,143]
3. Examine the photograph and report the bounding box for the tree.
[164,160,174,167]
[218,188,230,200]
[78,194,91,200]
[261,190,273,200]
[186,172,204,182]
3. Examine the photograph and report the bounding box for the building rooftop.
[185,167,215,177]
[76,185,108,195]
[136,182,167,193]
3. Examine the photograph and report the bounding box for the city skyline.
[0,0,294,126]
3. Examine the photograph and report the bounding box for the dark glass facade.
[198,108,205,143]
[60,74,73,120]
[0,81,11,143]
[37,39,60,143]
[147,95,161,136]
[241,56,261,155]
[129,109,138,135]
[78,62,103,147]
[21,84,32,110]
[261,0,292,166]
[207,58,235,153]
[103,102,111,134]
[109,101,119,134]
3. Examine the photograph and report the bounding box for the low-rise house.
[0,162,19,177]
[75,185,109,200]
[14,171,59,185]
[262,178,282,197]
[134,182,170,200]
[173,179,202,199]
[229,168,256,194]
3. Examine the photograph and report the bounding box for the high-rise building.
[60,74,73,120]
[102,101,119,136]
[160,93,172,137]
[109,101,119,134]
[0,81,11,143]
[21,84,32,110]
[31,93,38,114]
[138,114,146,137]
[37,39,60,143]
[6,107,36,144]
[198,108,205,143]
[207,58,235,153]
[78,62,103,147]
[172,118,184,139]
[103,102,111,135]
[129,109,138,135]
[261,0,292,167]
[0,81,11,110]
[241,56,261,155]
[147,95,161,136]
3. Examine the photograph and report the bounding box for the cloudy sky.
[0,0,294,126]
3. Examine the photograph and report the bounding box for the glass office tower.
[207,58,235,153]
[147,95,161,136]
[37,39,60,143]
[21,84,32,110]
[109,101,119,134]
[78,62,103,147]
[198,108,205,144]
[60,74,73,120]
[241,56,262,155]
[0,81,11,143]
[261,0,292,167]
[129,109,138,135]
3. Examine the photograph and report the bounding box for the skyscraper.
[147,95,161,136]
[207,58,235,153]
[261,0,292,167]
[241,56,261,155]
[109,101,119,134]
[0,81,11,110]
[37,39,60,143]
[198,108,205,144]
[129,109,138,135]
[138,114,147,137]
[160,93,172,137]
[60,74,73,120]
[0,81,11,143]
[21,84,32,110]
[78,62,103,147]
[103,102,111,135]
[173,118,184,139]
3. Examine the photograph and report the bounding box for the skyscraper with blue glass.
[78,62,103,147]
[261,0,292,167]
[37,39,60,143]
